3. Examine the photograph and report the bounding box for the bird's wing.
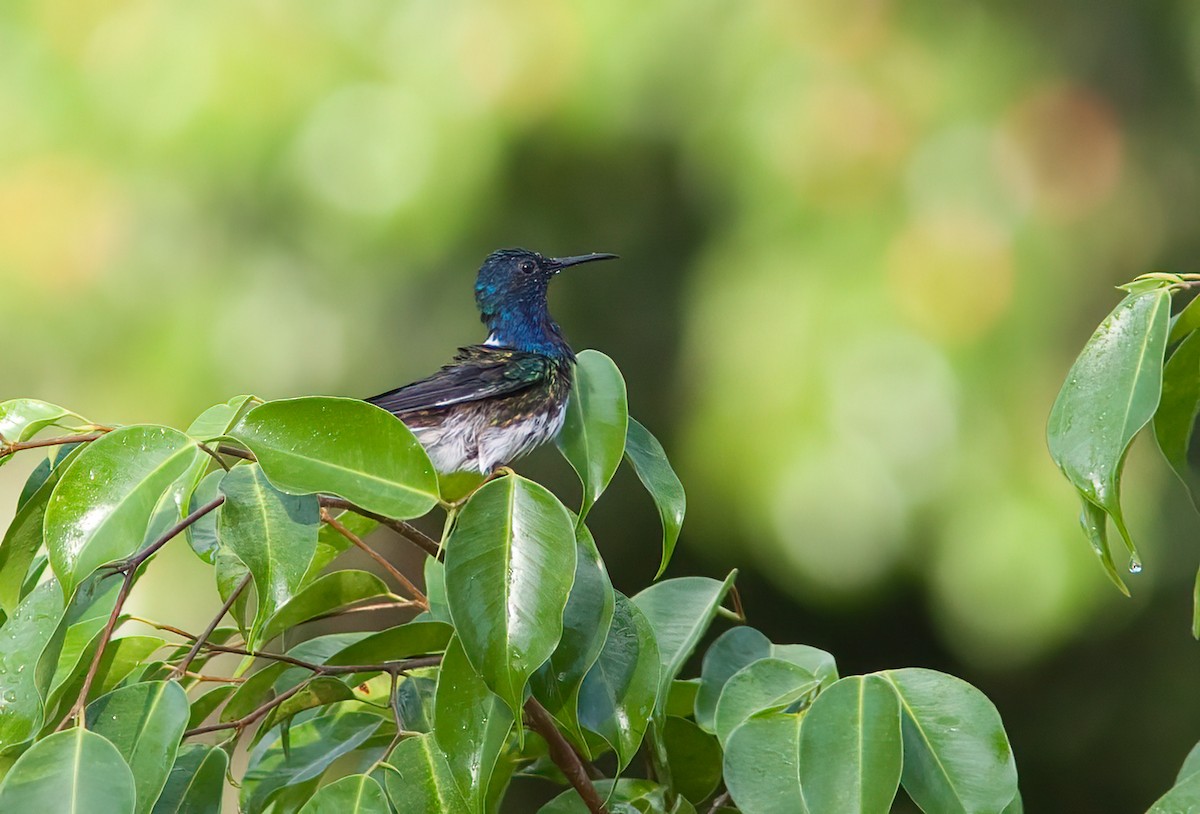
[367,345,557,415]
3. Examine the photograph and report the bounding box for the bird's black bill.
[545,252,619,272]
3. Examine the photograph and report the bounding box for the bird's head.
[473,249,617,355]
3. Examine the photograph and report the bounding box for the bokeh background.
[3,0,1200,809]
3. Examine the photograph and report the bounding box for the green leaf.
[530,523,615,742]
[0,399,87,445]
[1155,328,1200,510]
[1047,288,1171,569]
[384,734,469,814]
[539,778,696,814]
[633,572,737,704]
[714,658,819,747]
[86,681,189,814]
[424,557,451,624]
[326,621,453,667]
[1151,768,1200,813]
[1077,496,1128,596]
[555,349,629,519]
[724,712,805,814]
[221,663,289,724]
[299,774,389,814]
[186,395,256,441]
[231,397,439,519]
[242,710,382,812]
[434,636,515,813]
[666,678,700,718]
[256,677,356,741]
[664,716,722,803]
[217,463,320,647]
[186,685,235,730]
[577,594,660,769]
[45,425,204,598]
[695,627,771,733]
[797,675,902,814]
[259,570,390,644]
[0,580,66,746]
[213,550,253,640]
[151,743,227,814]
[772,644,838,689]
[304,511,378,583]
[883,668,1018,814]
[45,636,165,724]
[624,418,686,579]
[0,445,83,614]
[0,727,136,813]
[444,475,577,719]
[184,471,224,565]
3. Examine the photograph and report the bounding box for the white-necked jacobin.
[368,248,618,474]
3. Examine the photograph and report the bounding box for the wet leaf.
[151,743,227,814]
[384,734,469,814]
[556,349,628,520]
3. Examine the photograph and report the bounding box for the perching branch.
[56,495,226,730]
[524,697,608,814]
[168,571,252,680]
[0,430,106,460]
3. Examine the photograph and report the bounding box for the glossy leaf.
[633,572,737,702]
[259,570,390,644]
[242,710,382,812]
[1077,496,1128,596]
[1155,328,1200,511]
[0,581,66,745]
[385,734,469,814]
[0,727,135,812]
[577,594,660,768]
[46,636,164,723]
[0,399,87,445]
[45,425,203,598]
[772,644,839,689]
[444,475,577,718]
[530,523,615,741]
[1047,287,1170,568]
[424,557,451,624]
[232,397,439,519]
[217,463,320,646]
[86,681,189,814]
[434,636,515,812]
[539,778,695,814]
[724,712,805,814]
[257,677,356,740]
[798,675,902,814]
[714,658,819,747]
[0,445,82,614]
[327,620,453,666]
[695,627,772,733]
[213,550,253,639]
[184,471,223,565]
[186,395,256,441]
[186,685,235,730]
[151,743,227,814]
[299,774,389,814]
[624,418,686,579]
[556,349,628,519]
[664,716,722,803]
[883,668,1018,814]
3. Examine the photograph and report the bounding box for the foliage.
[0,354,1019,813]
[1049,272,1200,808]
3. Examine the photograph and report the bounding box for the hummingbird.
[368,248,618,474]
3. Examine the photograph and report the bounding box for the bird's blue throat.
[480,304,574,360]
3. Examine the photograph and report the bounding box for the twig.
[184,677,310,737]
[184,672,246,684]
[216,444,256,462]
[56,495,226,730]
[705,790,731,814]
[524,697,608,814]
[196,442,232,471]
[305,598,420,624]
[318,496,441,558]
[169,572,252,680]
[321,510,428,610]
[1,431,106,460]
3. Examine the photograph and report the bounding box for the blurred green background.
[3,0,1200,809]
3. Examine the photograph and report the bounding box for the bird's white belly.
[412,402,568,474]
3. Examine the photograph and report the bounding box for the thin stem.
[322,510,429,609]
[55,495,226,731]
[196,442,232,471]
[705,790,731,814]
[524,697,608,814]
[183,672,246,684]
[169,571,252,680]
[216,444,256,462]
[184,677,310,737]
[318,496,440,558]
[1,431,105,459]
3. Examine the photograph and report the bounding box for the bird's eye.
[519,260,535,274]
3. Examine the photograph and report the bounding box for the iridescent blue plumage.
[368,248,617,473]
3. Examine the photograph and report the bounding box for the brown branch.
[321,510,428,610]
[1,431,105,459]
[524,697,608,814]
[196,442,232,471]
[56,495,226,730]
[184,676,311,737]
[318,496,441,558]
[169,572,252,680]
[216,444,256,461]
